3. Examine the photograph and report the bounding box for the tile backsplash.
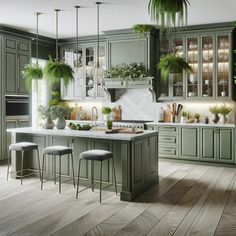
[68,89,236,124]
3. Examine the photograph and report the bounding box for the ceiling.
[0,0,236,39]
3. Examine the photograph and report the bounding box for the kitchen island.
[7,127,159,201]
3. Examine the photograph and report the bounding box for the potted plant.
[38,105,54,129]
[44,56,74,87]
[101,107,113,129]
[51,104,72,129]
[158,53,193,81]
[209,105,220,124]
[132,24,154,38]
[219,104,232,124]
[22,63,43,91]
[194,113,200,123]
[148,0,190,29]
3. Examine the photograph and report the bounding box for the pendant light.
[22,12,43,90]
[44,9,74,87]
[90,2,104,98]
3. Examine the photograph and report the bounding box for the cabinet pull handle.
[163,137,172,140]
[17,56,20,91]
[163,149,172,152]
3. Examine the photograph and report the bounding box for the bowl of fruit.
[76,124,92,131]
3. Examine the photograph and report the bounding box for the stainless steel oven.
[5,95,29,118]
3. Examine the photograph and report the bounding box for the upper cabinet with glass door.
[159,38,185,100]
[216,35,231,99]
[61,43,106,100]
[186,37,199,99]
[159,25,235,101]
[201,35,214,99]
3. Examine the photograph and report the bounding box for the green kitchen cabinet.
[200,127,235,163]
[2,36,31,95]
[179,126,199,159]
[159,23,235,101]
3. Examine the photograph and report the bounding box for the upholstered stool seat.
[76,149,117,203]
[7,142,41,185]
[41,145,75,193]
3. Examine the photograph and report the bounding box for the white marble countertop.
[146,122,236,128]
[7,127,158,141]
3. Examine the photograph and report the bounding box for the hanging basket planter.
[44,56,74,86]
[22,64,43,90]
[44,9,74,87]
[148,0,190,28]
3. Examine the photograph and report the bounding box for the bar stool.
[41,146,75,193]
[7,142,41,185]
[76,149,117,203]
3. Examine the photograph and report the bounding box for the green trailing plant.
[101,107,112,115]
[148,0,190,29]
[158,53,192,80]
[209,105,220,115]
[132,24,154,38]
[44,56,74,87]
[22,63,43,91]
[219,104,232,115]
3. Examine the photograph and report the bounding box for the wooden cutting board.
[118,129,143,134]
[164,107,172,122]
[105,128,143,134]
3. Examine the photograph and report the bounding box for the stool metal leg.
[91,160,94,192]
[54,155,56,185]
[7,150,11,181]
[59,155,62,193]
[76,159,82,199]
[112,157,118,195]
[71,153,75,188]
[100,161,103,203]
[36,148,41,181]
[21,151,24,185]
[41,154,45,190]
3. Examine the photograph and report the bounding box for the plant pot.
[212,114,220,124]
[106,120,113,130]
[44,118,54,129]
[55,117,66,129]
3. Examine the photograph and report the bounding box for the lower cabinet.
[179,126,199,159]
[200,127,235,163]
[146,124,235,164]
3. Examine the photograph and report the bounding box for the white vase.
[44,118,54,129]
[55,117,66,129]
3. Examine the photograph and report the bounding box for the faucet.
[91,106,98,130]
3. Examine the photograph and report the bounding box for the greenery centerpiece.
[219,104,232,124]
[158,53,192,81]
[209,105,221,124]
[101,106,113,129]
[105,63,149,86]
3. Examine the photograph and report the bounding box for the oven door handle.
[6,100,29,103]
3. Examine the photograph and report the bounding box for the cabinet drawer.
[159,126,177,133]
[159,147,177,156]
[159,135,177,144]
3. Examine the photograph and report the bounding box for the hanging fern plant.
[158,53,192,80]
[22,63,43,91]
[44,56,74,87]
[148,0,190,28]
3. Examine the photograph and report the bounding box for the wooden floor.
[0,160,236,236]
